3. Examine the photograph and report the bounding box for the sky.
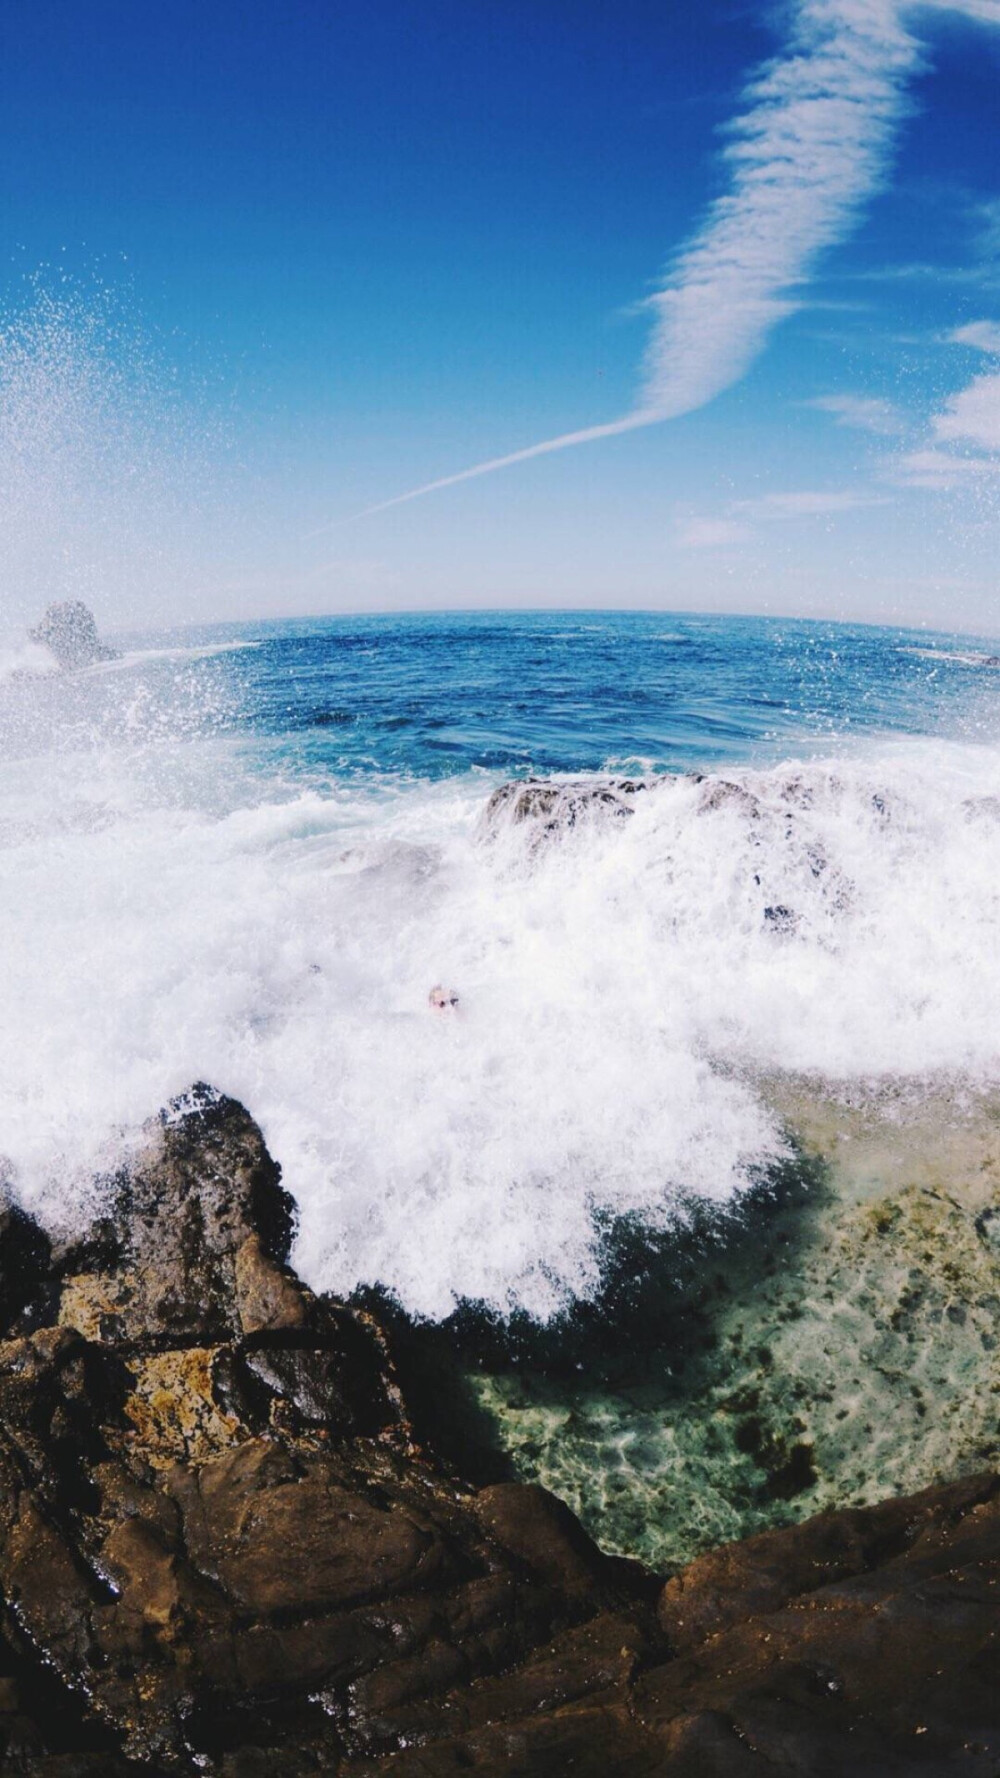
[0,0,998,633]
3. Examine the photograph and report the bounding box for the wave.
[85,639,262,674]
[899,645,1000,668]
[2,733,1000,1320]
[0,642,60,686]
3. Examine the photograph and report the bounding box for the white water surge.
[2,679,1000,1320]
[0,643,60,687]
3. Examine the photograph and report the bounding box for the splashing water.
[0,275,232,637]
[3,605,1000,1322]
[3,280,1000,1323]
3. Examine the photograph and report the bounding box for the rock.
[0,1090,659,1772]
[473,1483,636,1603]
[657,1468,1000,1651]
[234,1234,309,1336]
[695,778,761,818]
[58,1083,302,1348]
[638,1470,1000,1775]
[480,775,667,845]
[0,1087,997,1772]
[27,602,120,672]
[763,901,799,934]
[0,1190,51,1332]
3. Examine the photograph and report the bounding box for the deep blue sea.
[3,608,1000,1321]
[132,608,1000,778]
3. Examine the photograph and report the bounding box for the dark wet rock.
[0,1091,657,1773]
[763,902,799,934]
[343,1464,1000,1773]
[0,1090,998,1772]
[27,602,119,672]
[639,1469,1000,1776]
[0,1194,51,1333]
[695,778,761,819]
[480,775,670,843]
[478,773,853,925]
[657,1468,1000,1651]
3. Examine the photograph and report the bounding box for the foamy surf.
[0,641,60,686]
[900,645,1000,668]
[94,640,262,673]
[2,625,1000,1322]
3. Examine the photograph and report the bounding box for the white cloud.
[675,516,754,549]
[736,488,888,516]
[896,355,1000,486]
[321,0,1000,527]
[641,0,997,426]
[895,445,999,487]
[678,484,885,544]
[637,0,920,422]
[950,320,1000,353]
[933,369,1000,452]
[919,0,1000,21]
[810,393,906,432]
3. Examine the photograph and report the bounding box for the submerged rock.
[27,601,119,671]
[461,1098,1000,1575]
[0,1088,996,1772]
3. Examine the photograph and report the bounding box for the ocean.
[4,607,1000,1560]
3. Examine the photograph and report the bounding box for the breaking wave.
[2,669,1000,1320]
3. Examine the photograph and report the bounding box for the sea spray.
[0,275,234,637]
[3,617,1000,1319]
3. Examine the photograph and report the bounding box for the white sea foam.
[900,646,1000,667]
[0,641,60,686]
[2,666,1000,1320]
[87,641,261,675]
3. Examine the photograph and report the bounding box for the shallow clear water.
[401,1085,1000,1569]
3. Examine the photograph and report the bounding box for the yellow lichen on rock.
[124,1347,244,1467]
[58,1272,128,1342]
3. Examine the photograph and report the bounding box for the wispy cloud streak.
[637,0,919,419]
[809,392,906,432]
[324,0,999,529]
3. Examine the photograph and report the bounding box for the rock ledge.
[0,1090,995,1774]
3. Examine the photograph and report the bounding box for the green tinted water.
[399,1086,1000,1572]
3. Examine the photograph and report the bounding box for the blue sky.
[1,0,998,632]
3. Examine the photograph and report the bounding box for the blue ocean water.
[130,608,1000,781]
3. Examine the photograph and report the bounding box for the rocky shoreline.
[0,1089,996,1773]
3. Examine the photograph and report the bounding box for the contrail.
[329,415,654,526]
[314,0,998,533]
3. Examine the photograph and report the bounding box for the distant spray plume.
[0,275,248,634]
[322,0,998,530]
